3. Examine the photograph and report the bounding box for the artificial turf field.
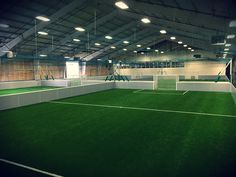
[0,89,236,177]
[0,86,59,96]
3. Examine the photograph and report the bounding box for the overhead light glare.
[191,49,194,52]
[183,44,187,47]
[160,30,167,34]
[141,18,151,24]
[137,44,141,47]
[225,44,231,47]
[95,43,101,46]
[178,41,183,44]
[39,54,47,57]
[38,31,48,35]
[105,35,112,40]
[110,46,116,49]
[133,50,137,53]
[115,1,129,9]
[146,47,151,50]
[170,36,176,40]
[224,48,229,51]
[75,27,85,32]
[155,49,159,52]
[123,48,127,51]
[73,38,80,42]
[188,47,192,50]
[0,23,9,28]
[36,16,50,22]
[123,40,129,44]
[160,51,164,54]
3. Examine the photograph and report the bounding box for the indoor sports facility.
[0,0,236,177]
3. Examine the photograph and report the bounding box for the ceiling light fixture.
[225,44,231,47]
[123,40,129,44]
[191,49,194,52]
[137,44,142,47]
[183,44,188,47]
[147,47,151,50]
[73,38,80,42]
[75,27,85,32]
[188,47,192,50]
[95,43,101,46]
[123,48,127,51]
[160,51,164,54]
[0,23,9,28]
[141,18,151,24]
[170,36,176,40]
[178,41,183,44]
[35,16,50,22]
[115,1,129,9]
[38,31,48,35]
[110,46,116,49]
[133,50,137,53]
[39,54,47,57]
[105,35,112,40]
[224,48,229,51]
[160,30,167,34]
[155,49,159,52]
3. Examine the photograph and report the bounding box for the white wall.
[0,80,40,90]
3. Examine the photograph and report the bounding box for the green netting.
[155,75,177,90]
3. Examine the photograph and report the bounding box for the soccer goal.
[153,75,178,90]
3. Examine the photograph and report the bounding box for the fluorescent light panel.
[0,23,9,28]
[178,41,183,44]
[123,48,127,51]
[73,38,80,42]
[110,46,116,49]
[160,30,167,34]
[147,47,151,50]
[105,35,112,40]
[155,49,159,52]
[137,44,142,47]
[40,54,47,57]
[38,31,48,35]
[183,44,187,47]
[170,36,176,40]
[36,16,50,22]
[115,1,129,9]
[75,27,85,32]
[123,40,129,44]
[95,43,101,46]
[141,18,151,24]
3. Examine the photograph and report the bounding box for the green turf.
[0,89,236,177]
[0,86,60,96]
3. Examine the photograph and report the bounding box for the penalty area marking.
[183,90,189,95]
[133,89,144,93]
[49,101,236,118]
[0,158,63,177]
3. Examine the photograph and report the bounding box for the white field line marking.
[133,89,144,93]
[134,91,183,96]
[49,101,236,118]
[0,159,63,177]
[183,90,189,95]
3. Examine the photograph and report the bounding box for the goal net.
[153,75,178,90]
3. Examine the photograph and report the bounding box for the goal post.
[153,75,179,90]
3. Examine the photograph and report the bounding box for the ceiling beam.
[39,11,118,55]
[82,28,153,61]
[0,0,87,57]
